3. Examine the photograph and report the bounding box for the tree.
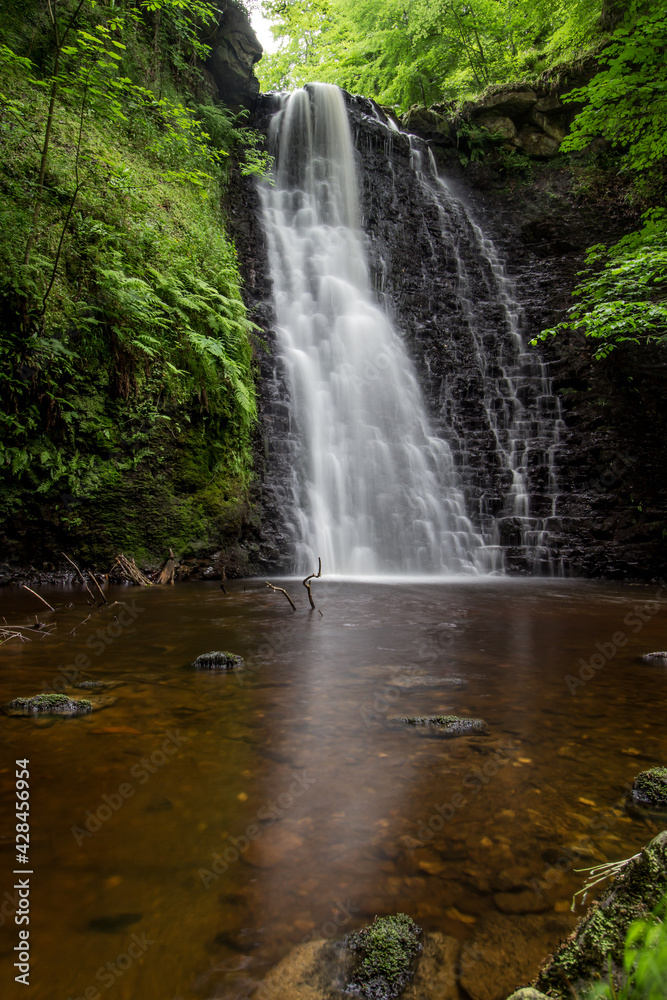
[534,0,667,357]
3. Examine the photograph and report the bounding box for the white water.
[260,84,494,576]
[407,141,564,572]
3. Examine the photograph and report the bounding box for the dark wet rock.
[529,832,667,999]
[629,767,667,812]
[3,693,93,716]
[88,913,142,933]
[640,651,667,664]
[191,650,244,670]
[401,106,451,143]
[202,0,262,107]
[398,715,488,736]
[346,913,422,1000]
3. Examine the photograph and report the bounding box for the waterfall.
[405,142,565,573]
[259,84,494,577]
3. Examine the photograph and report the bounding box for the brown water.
[1,578,666,1000]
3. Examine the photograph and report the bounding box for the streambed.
[0,578,665,999]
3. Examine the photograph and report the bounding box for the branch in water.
[303,557,322,611]
[265,581,296,611]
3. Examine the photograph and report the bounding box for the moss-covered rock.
[345,913,422,1000]
[191,650,244,670]
[630,767,667,811]
[4,693,93,716]
[529,832,667,999]
[397,715,488,736]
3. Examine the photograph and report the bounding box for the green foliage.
[586,894,667,999]
[0,0,259,561]
[560,1,667,193]
[534,212,667,358]
[258,0,606,108]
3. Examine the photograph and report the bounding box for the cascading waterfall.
[406,142,564,573]
[260,83,494,576]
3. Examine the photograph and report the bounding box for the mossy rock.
[397,715,488,736]
[191,650,244,671]
[534,831,667,999]
[640,651,667,665]
[4,693,93,717]
[345,913,422,1000]
[629,767,667,813]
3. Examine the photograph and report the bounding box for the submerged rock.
[397,715,488,736]
[346,914,422,1000]
[191,650,244,670]
[3,693,93,716]
[629,767,667,812]
[640,651,667,665]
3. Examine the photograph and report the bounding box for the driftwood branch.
[62,551,97,604]
[88,571,108,605]
[157,548,176,586]
[265,581,296,611]
[114,554,152,586]
[21,585,55,612]
[302,557,322,611]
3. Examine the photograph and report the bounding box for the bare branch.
[302,557,322,611]
[21,585,55,612]
[265,581,296,611]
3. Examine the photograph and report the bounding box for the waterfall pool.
[1,578,665,998]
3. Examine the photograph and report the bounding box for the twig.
[21,585,55,612]
[62,551,97,605]
[88,571,108,605]
[265,581,296,611]
[571,852,641,910]
[67,613,93,636]
[302,557,322,611]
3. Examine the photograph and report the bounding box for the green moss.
[346,913,422,1000]
[4,693,93,715]
[536,833,667,999]
[632,768,667,810]
[191,650,244,670]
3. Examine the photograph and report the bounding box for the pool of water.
[1,578,666,999]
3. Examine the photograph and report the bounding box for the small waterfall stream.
[260,84,492,576]
[406,142,564,572]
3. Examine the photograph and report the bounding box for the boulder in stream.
[398,715,488,736]
[346,913,422,1000]
[3,693,93,716]
[628,766,667,813]
[640,651,667,665]
[191,650,244,670]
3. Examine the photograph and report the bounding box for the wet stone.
[3,693,93,716]
[640,651,667,665]
[628,767,667,813]
[191,650,244,670]
[396,716,488,736]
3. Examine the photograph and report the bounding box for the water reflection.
[0,579,665,999]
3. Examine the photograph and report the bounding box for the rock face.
[203,0,262,107]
